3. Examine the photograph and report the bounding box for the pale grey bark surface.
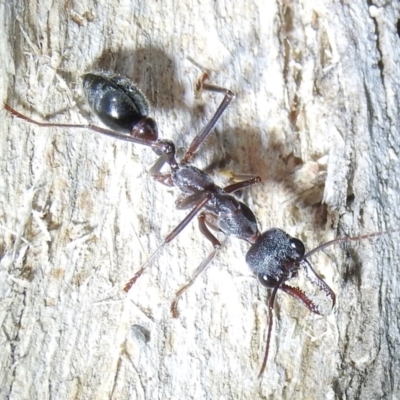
[1,1,400,399]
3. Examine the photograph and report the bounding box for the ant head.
[248,228,337,378]
[246,228,305,287]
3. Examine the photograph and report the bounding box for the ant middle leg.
[123,193,212,292]
[170,211,221,318]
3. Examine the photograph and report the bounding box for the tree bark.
[1,1,400,399]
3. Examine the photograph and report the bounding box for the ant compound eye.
[257,273,277,288]
[290,238,305,258]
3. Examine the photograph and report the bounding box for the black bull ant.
[4,72,396,377]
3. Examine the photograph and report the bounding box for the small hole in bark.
[131,324,151,343]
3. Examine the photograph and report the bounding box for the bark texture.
[1,1,400,399]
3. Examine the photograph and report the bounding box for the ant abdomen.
[82,73,158,141]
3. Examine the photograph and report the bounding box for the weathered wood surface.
[1,1,400,399]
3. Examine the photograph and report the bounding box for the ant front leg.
[182,72,235,163]
[170,212,221,318]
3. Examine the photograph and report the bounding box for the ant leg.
[223,176,261,194]
[152,173,174,187]
[148,154,175,186]
[170,212,221,318]
[123,193,212,292]
[300,229,400,260]
[174,191,217,210]
[4,104,157,148]
[182,73,235,163]
[149,153,170,175]
[258,275,286,379]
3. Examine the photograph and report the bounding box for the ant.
[4,70,397,378]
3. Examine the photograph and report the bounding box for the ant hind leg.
[170,212,221,318]
[182,71,235,163]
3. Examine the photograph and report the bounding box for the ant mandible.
[4,70,395,378]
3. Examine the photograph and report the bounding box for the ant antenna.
[300,229,400,261]
[257,274,286,379]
